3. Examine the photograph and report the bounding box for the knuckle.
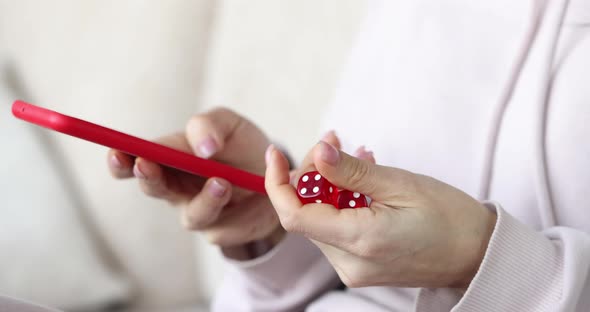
[186,114,213,134]
[397,171,423,197]
[345,223,385,260]
[353,239,381,260]
[182,208,209,230]
[279,212,301,233]
[181,213,200,231]
[347,161,374,189]
[140,183,163,198]
[349,161,368,182]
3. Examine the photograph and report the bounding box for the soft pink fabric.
[213,0,590,311]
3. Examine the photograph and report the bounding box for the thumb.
[185,107,243,159]
[299,130,342,173]
[185,107,270,177]
[312,141,411,201]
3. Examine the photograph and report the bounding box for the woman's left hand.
[264,140,497,289]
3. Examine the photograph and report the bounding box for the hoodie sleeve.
[415,203,590,312]
[211,233,341,312]
[0,295,61,312]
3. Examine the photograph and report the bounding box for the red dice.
[296,171,337,205]
[296,170,368,209]
[336,190,368,209]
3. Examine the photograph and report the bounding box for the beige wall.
[0,0,365,310]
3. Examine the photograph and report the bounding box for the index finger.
[108,149,135,179]
[107,132,192,179]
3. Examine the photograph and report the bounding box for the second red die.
[336,190,368,209]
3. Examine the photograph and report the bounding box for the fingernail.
[197,136,218,159]
[353,146,366,158]
[265,144,275,165]
[133,163,147,179]
[208,179,227,198]
[354,146,373,160]
[110,155,122,169]
[319,141,339,166]
[321,130,336,141]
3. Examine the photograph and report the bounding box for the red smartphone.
[11,100,266,194]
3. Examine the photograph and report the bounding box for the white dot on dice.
[353,192,360,198]
[349,200,356,207]
[300,188,307,195]
[329,187,333,193]
[316,199,322,203]
[315,174,321,181]
[312,186,319,193]
[302,175,309,182]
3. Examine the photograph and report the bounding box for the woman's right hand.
[106,107,282,255]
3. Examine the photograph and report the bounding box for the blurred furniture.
[0,1,364,311]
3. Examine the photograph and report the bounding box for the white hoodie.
[213,0,590,311]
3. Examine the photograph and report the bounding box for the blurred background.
[0,1,366,311]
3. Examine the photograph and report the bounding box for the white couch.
[0,1,364,310]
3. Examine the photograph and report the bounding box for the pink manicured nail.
[133,164,147,179]
[353,146,366,157]
[110,155,122,169]
[321,130,336,141]
[319,141,340,166]
[208,179,227,198]
[197,136,218,159]
[265,144,275,165]
[354,146,374,160]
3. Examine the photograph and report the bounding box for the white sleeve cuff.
[224,232,338,294]
[416,202,565,311]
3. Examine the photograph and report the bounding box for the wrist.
[221,225,286,261]
[452,204,497,289]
